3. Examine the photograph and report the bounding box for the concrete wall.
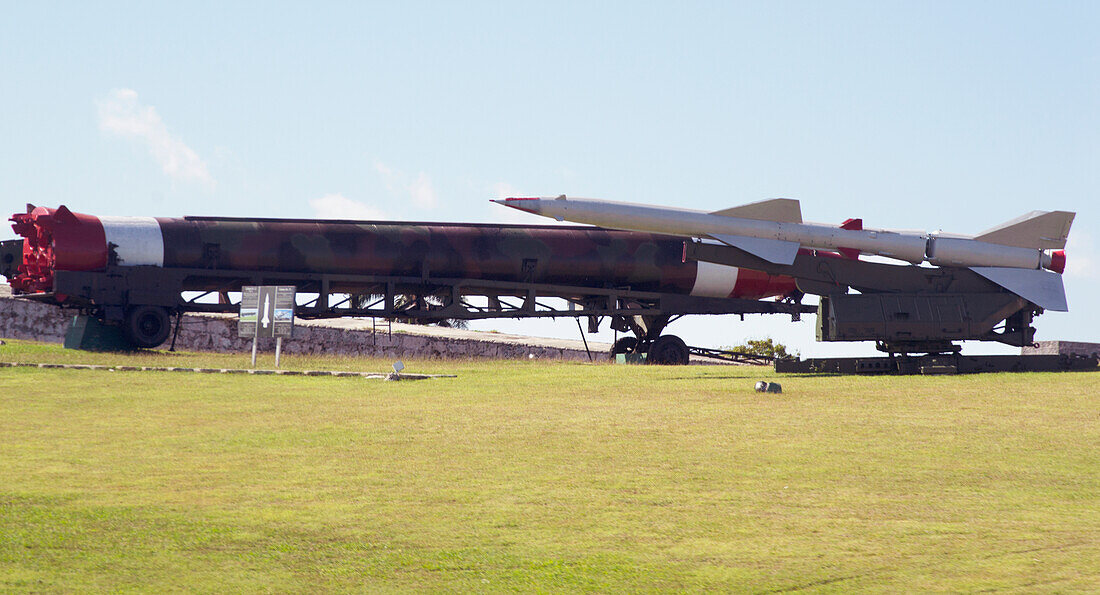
[0,291,598,361]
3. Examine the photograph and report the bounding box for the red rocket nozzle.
[7,205,108,293]
[1048,250,1066,274]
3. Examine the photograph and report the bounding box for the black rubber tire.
[647,334,690,365]
[609,336,639,359]
[123,305,171,349]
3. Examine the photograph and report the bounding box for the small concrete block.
[754,381,783,393]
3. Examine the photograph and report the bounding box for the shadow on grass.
[664,372,846,381]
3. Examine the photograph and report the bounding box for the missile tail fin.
[709,234,800,264]
[54,205,79,225]
[837,218,863,259]
[710,198,802,223]
[975,210,1075,250]
[970,266,1068,311]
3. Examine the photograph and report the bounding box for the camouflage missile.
[6,204,797,301]
[493,195,1074,311]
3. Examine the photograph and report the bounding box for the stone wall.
[0,295,70,344]
[172,315,596,360]
[1022,340,1100,358]
[0,291,597,361]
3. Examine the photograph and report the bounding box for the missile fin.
[970,266,1068,312]
[837,218,862,259]
[709,234,800,264]
[54,205,79,225]
[974,210,1075,250]
[710,198,802,223]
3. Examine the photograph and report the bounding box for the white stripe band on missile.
[100,217,164,267]
[690,260,740,298]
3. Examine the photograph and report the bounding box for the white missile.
[492,195,1074,311]
[261,295,271,329]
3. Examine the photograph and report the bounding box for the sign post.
[239,285,296,368]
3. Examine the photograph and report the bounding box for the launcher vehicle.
[1,205,811,363]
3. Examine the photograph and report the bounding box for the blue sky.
[3,2,1098,355]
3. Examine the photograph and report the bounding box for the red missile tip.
[492,197,540,214]
[489,197,538,204]
[1049,250,1066,274]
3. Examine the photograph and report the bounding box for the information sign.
[239,285,296,338]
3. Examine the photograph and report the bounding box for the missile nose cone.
[491,197,542,214]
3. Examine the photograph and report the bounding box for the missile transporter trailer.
[493,195,1093,372]
[3,205,812,363]
[685,241,1097,373]
[6,203,1087,370]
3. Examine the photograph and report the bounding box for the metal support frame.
[46,266,815,327]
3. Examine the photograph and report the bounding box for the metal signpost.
[239,285,296,367]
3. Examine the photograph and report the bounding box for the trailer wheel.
[609,337,638,359]
[124,306,171,349]
[647,334,689,365]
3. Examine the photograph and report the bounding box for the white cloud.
[373,161,437,209]
[97,88,213,187]
[408,172,437,209]
[374,161,397,191]
[308,193,388,220]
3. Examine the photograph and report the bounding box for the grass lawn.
[1,339,1098,591]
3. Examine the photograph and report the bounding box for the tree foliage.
[727,337,795,359]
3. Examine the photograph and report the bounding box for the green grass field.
[1,339,1098,592]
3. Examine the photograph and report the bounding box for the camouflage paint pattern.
[8,207,796,300]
